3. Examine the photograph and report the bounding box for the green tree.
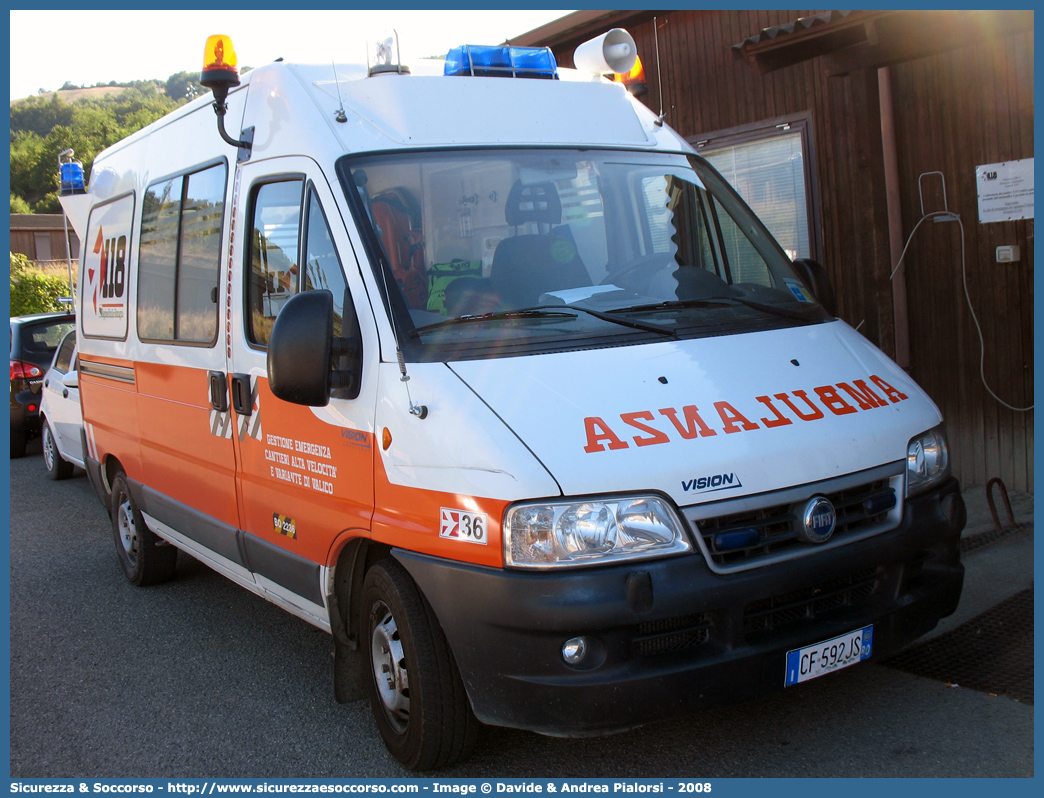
[9,93,75,140]
[165,70,204,102]
[10,194,32,213]
[9,131,49,207]
[10,81,187,212]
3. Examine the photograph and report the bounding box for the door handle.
[209,371,229,412]
[230,373,254,416]
[63,389,69,399]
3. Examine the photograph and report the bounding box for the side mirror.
[791,258,837,318]
[62,370,79,389]
[268,291,359,406]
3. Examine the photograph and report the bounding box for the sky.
[8,9,575,100]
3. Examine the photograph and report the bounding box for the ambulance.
[61,31,966,770]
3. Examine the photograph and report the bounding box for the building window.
[34,232,53,261]
[691,117,819,262]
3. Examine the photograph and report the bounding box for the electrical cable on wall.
[889,210,1033,413]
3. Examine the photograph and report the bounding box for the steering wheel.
[601,252,676,291]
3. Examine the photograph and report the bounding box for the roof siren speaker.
[573,28,637,75]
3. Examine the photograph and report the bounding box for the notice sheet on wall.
[976,159,1034,223]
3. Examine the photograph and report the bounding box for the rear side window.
[137,162,227,343]
[21,320,75,361]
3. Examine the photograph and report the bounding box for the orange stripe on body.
[82,360,511,573]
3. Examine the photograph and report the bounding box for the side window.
[710,195,774,286]
[641,175,674,254]
[138,176,182,339]
[137,162,227,343]
[53,331,76,374]
[247,180,303,346]
[639,176,716,273]
[178,167,226,341]
[247,181,355,348]
[302,189,350,337]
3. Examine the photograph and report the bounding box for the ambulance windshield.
[336,149,830,361]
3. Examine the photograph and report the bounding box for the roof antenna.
[332,62,347,123]
[351,168,427,419]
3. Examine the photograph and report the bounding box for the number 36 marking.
[440,508,489,545]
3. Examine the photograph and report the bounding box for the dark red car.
[10,311,76,458]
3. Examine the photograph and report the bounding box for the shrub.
[10,252,73,316]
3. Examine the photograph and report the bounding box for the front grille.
[743,568,880,636]
[686,466,902,571]
[633,612,711,657]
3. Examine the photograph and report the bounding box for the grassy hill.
[10,85,154,106]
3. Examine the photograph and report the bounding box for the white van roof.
[79,54,692,219]
[98,57,688,165]
[287,61,659,149]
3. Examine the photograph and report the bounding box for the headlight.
[906,425,950,496]
[504,495,691,569]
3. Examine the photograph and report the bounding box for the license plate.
[785,625,873,687]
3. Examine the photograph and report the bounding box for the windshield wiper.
[547,304,677,337]
[410,305,677,338]
[611,297,818,323]
[410,308,576,336]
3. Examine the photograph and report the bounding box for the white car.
[39,329,84,480]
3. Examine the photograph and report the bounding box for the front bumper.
[395,478,965,736]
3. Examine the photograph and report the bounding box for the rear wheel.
[362,559,478,771]
[110,472,177,586]
[42,421,73,480]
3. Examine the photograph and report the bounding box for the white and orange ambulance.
[61,32,965,770]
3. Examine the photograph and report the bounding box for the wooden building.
[512,9,1034,492]
[10,213,81,265]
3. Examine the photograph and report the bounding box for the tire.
[362,559,478,771]
[110,472,178,586]
[10,426,26,459]
[42,421,74,480]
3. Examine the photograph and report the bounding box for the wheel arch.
[327,537,394,704]
[102,454,126,498]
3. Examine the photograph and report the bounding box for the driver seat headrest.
[504,180,562,227]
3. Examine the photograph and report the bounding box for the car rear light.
[10,360,44,380]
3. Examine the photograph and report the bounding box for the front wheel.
[42,421,73,480]
[110,472,177,586]
[362,559,478,771]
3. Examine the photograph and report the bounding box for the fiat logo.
[798,496,837,544]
